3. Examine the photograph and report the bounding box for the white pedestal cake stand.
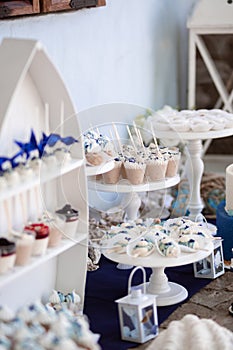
[154,128,233,220]
[104,239,213,306]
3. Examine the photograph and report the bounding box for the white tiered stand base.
[104,239,213,306]
[154,128,233,220]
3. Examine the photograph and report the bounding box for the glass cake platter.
[103,239,213,307]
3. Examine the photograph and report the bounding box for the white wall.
[0,0,196,130]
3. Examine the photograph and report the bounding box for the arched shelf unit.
[0,38,89,311]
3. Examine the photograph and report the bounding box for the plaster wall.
[0,0,196,131]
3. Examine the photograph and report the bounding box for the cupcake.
[124,157,146,185]
[55,204,79,239]
[102,157,122,184]
[24,223,49,256]
[145,155,168,181]
[85,152,103,166]
[165,148,181,177]
[0,238,16,274]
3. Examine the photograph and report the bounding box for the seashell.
[146,314,233,350]
[156,236,180,257]
[0,305,14,322]
[178,235,199,252]
[65,290,81,304]
[49,289,61,305]
[127,237,155,258]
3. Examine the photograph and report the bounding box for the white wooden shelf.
[0,158,84,201]
[0,234,86,289]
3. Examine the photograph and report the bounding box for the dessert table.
[154,128,233,220]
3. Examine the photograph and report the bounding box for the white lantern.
[193,239,225,279]
[115,266,158,344]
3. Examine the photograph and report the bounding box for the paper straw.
[110,129,118,153]
[4,200,12,233]
[60,100,64,137]
[150,122,160,154]
[112,123,123,154]
[133,122,145,150]
[34,185,41,219]
[45,103,50,135]
[126,125,137,152]
[19,193,27,224]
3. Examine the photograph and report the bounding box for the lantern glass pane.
[213,245,224,274]
[141,305,158,338]
[122,305,140,339]
[195,257,212,276]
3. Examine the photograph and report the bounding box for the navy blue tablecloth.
[84,255,212,350]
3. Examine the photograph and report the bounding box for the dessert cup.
[166,149,181,177]
[102,159,122,184]
[124,161,146,185]
[54,148,71,166]
[24,223,49,256]
[0,238,16,274]
[14,232,35,266]
[145,157,168,181]
[55,204,79,239]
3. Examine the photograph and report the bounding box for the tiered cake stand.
[104,239,213,306]
[154,128,233,220]
[88,175,180,221]
[85,160,115,177]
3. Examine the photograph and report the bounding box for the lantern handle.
[128,266,146,295]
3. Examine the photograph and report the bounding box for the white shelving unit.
[0,38,89,311]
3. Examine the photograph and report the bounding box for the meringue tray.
[154,127,233,141]
[103,239,213,269]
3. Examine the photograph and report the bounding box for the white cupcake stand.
[88,175,180,270]
[154,128,233,220]
[88,175,180,221]
[104,239,213,306]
